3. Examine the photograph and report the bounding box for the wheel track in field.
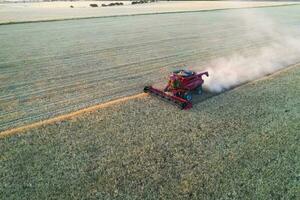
[2,13,294,68]
[0,43,277,131]
[0,39,277,109]
[0,36,274,100]
[0,40,272,117]
[0,39,285,131]
[0,22,257,73]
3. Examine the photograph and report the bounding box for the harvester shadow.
[191,81,248,106]
[191,90,220,106]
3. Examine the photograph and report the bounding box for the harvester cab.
[166,70,193,88]
[173,69,195,77]
[144,69,209,110]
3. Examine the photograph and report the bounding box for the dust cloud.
[203,8,300,92]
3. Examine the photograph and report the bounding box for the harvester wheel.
[196,86,203,95]
[184,92,192,101]
[143,86,150,93]
[180,102,187,110]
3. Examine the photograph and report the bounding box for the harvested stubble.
[1,5,300,132]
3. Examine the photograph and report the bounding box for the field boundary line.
[0,93,147,139]
[0,3,299,26]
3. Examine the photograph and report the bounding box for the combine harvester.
[144,69,209,110]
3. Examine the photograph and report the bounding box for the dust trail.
[202,8,300,93]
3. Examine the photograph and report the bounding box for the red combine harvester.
[144,69,209,110]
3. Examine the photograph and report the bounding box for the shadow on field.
[191,90,220,106]
[192,81,249,106]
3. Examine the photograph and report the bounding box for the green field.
[1,63,299,199]
[1,5,300,131]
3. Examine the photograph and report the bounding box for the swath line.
[0,93,147,139]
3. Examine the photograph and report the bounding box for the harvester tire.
[196,86,203,95]
[184,92,192,101]
[143,86,150,93]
